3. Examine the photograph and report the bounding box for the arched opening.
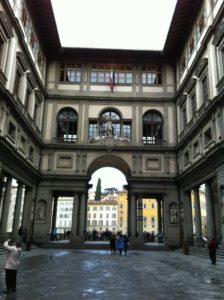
[86,167,128,243]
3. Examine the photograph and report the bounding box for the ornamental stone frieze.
[89,135,130,146]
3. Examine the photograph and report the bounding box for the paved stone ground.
[0,248,224,300]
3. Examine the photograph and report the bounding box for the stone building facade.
[0,0,223,248]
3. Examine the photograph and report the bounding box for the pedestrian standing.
[116,235,124,255]
[208,237,218,265]
[3,239,22,294]
[18,226,24,243]
[110,234,116,255]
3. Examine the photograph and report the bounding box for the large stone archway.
[87,154,131,179]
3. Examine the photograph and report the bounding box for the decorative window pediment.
[16,51,29,72]
[0,11,13,39]
[213,22,224,47]
[27,72,36,89]
[194,58,208,77]
[35,90,43,103]
[178,94,187,107]
[185,78,197,94]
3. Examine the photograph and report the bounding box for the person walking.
[116,234,124,255]
[208,237,218,265]
[3,239,22,294]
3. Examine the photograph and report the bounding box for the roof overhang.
[60,47,165,63]
[26,0,61,58]
[163,0,203,59]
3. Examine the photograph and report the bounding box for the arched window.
[143,110,163,144]
[57,108,78,142]
[99,110,121,136]
[88,109,131,139]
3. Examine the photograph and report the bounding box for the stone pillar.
[183,190,194,245]
[21,186,34,241]
[205,181,215,238]
[0,177,12,235]
[51,196,58,233]
[130,193,137,237]
[220,184,224,247]
[192,187,203,246]
[78,192,86,237]
[12,181,24,236]
[71,193,79,238]
[137,196,143,237]
[0,175,5,218]
[157,198,162,234]
[127,193,131,236]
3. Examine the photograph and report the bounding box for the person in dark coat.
[109,234,116,255]
[208,237,218,265]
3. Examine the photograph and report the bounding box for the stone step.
[176,246,224,262]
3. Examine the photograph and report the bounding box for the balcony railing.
[53,135,78,143]
[142,137,166,146]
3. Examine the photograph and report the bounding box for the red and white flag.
[110,68,114,92]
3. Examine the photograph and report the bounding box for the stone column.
[127,193,131,236]
[157,198,162,234]
[0,177,12,235]
[137,196,143,237]
[130,193,137,237]
[12,181,24,236]
[71,193,79,238]
[78,192,86,237]
[51,196,58,233]
[0,175,5,218]
[183,190,194,245]
[220,184,224,247]
[192,187,203,246]
[21,186,34,241]
[205,181,215,238]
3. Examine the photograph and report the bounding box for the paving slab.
[0,248,224,300]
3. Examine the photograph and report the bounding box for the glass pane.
[91,72,97,83]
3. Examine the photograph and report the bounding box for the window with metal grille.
[142,110,163,144]
[57,108,78,142]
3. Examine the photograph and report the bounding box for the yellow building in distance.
[142,199,158,235]
[87,190,159,236]
[191,187,207,238]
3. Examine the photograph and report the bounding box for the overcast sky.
[89,167,127,191]
[51,0,177,50]
[51,0,177,190]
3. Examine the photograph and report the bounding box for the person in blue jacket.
[116,234,124,255]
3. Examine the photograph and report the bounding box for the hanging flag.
[110,67,114,92]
